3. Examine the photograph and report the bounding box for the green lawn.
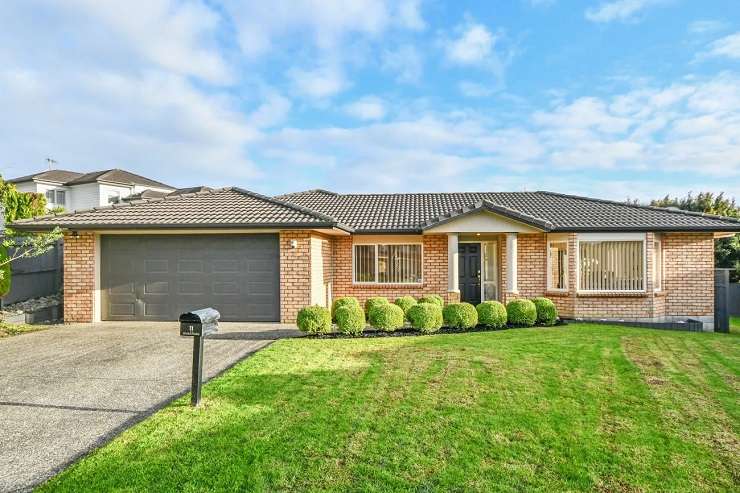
[42,324,739,492]
[731,316,740,334]
[0,321,49,338]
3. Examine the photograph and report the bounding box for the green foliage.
[335,305,365,336]
[364,296,389,314]
[407,302,443,334]
[506,299,537,327]
[476,301,507,328]
[296,305,332,334]
[443,302,478,329]
[394,296,417,318]
[531,297,558,326]
[368,303,404,332]
[0,175,48,225]
[0,245,10,297]
[647,192,740,282]
[418,294,444,308]
[331,297,360,321]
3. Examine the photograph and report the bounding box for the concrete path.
[0,322,300,492]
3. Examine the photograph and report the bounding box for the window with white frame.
[45,190,55,203]
[653,237,662,291]
[578,235,645,291]
[548,240,568,290]
[55,190,66,207]
[353,243,422,284]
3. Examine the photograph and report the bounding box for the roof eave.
[11,221,347,232]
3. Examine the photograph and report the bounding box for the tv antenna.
[46,158,57,170]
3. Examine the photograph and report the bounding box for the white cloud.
[704,32,740,60]
[458,81,495,98]
[53,0,230,84]
[288,64,347,99]
[344,96,387,121]
[223,0,423,58]
[247,92,292,129]
[445,23,496,65]
[688,19,728,35]
[585,0,665,23]
[381,45,423,83]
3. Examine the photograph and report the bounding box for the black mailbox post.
[179,308,220,406]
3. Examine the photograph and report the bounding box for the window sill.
[545,290,569,297]
[352,283,424,288]
[576,291,647,298]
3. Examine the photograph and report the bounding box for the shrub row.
[297,295,559,335]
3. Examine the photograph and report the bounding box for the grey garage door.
[101,234,280,322]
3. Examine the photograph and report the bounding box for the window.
[353,243,422,284]
[45,190,55,203]
[548,240,568,290]
[55,190,66,207]
[653,238,662,291]
[108,191,121,204]
[579,238,644,291]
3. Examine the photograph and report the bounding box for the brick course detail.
[63,232,95,322]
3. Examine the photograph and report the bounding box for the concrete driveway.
[0,321,300,492]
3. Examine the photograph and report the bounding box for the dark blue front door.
[459,243,481,305]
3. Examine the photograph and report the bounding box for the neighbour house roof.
[7,168,174,190]
[276,190,740,233]
[7,169,84,184]
[63,169,174,189]
[12,188,352,231]
[11,187,740,233]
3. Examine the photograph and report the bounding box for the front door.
[459,243,481,305]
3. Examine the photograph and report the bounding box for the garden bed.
[307,319,568,339]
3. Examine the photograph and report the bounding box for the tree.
[0,175,64,297]
[645,192,739,282]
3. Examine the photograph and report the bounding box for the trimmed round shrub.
[407,302,443,334]
[331,296,360,321]
[506,299,537,327]
[364,296,389,314]
[368,303,405,332]
[394,296,417,318]
[296,305,332,334]
[443,302,478,329]
[418,294,444,308]
[532,297,558,326]
[335,305,366,336]
[476,301,507,329]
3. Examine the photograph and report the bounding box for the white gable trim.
[423,210,543,234]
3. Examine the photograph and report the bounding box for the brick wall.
[663,232,714,317]
[279,231,312,322]
[63,232,95,322]
[332,234,451,306]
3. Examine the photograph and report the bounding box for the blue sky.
[1,0,739,201]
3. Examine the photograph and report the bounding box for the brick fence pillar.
[63,232,95,322]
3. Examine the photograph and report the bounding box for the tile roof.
[12,187,740,233]
[276,190,740,232]
[64,169,173,189]
[7,169,83,184]
[13,188,351,231]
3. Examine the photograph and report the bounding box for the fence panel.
[730,283,740,317]
[1,240,63,306]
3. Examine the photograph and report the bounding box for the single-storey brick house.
[13,188,740,329]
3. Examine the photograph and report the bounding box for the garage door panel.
[102,234,279,321]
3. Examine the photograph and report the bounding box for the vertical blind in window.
[579,241,644,291]
[354,244,422,283]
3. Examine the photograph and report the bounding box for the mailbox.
[179,308,220,337]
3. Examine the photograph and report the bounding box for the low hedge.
[418,294,444,308]
[407,302,443,334]
[394,296,417,318]
[331,296,360,321]
[443,302,478,329]
[0,246,10,297]
[335,305,365,336]
[506,299,537,327]
[368,303,405,332]
[476,301,507,329]
[296,305,332,334]
[364,296,389,314]
[532,297,558,326]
